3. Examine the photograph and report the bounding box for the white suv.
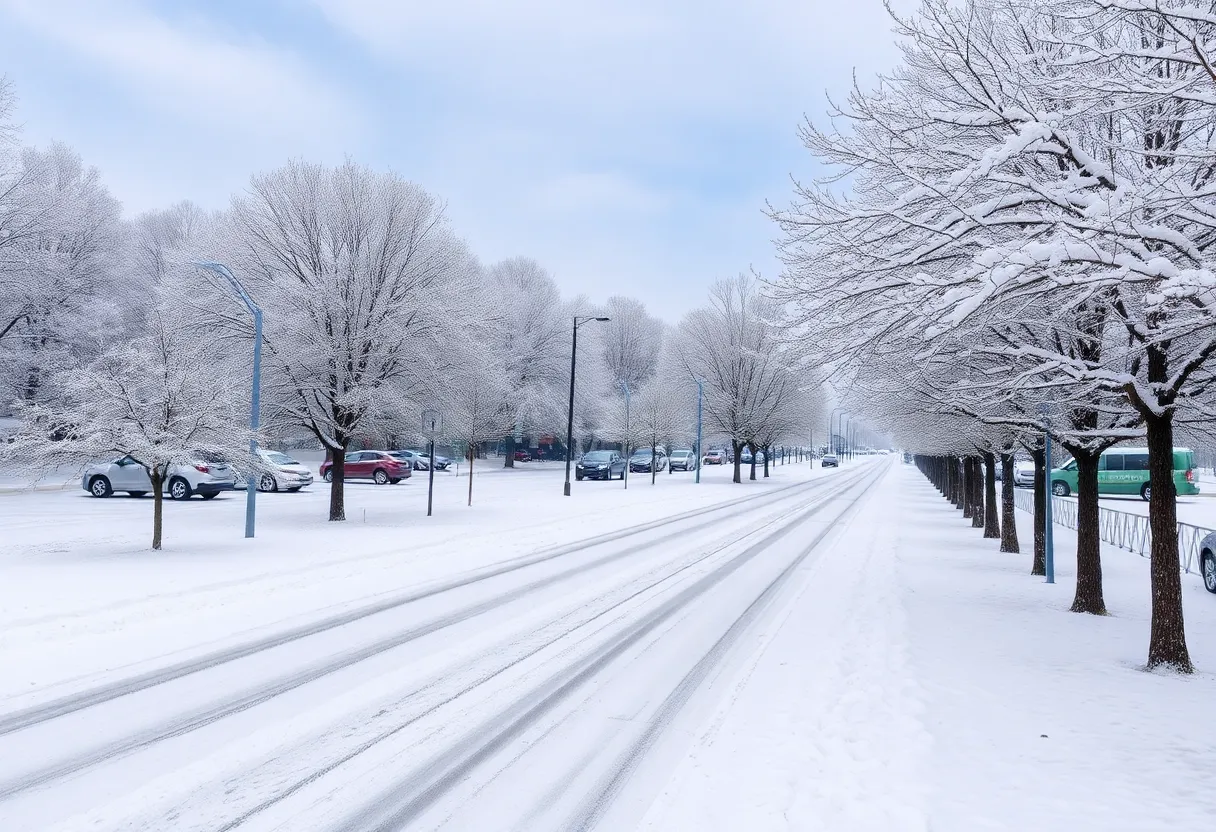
[82,454,237,500]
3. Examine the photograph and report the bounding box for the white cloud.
[1,0,357,143]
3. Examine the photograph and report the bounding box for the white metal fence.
[1012,488,1212,575]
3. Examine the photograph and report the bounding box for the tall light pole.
[693,377,704,484]
[621,380,631,490]
[1039,403,1055,584]
[194,261,261,539]
[842,414,853,461]
[564,315,610,496]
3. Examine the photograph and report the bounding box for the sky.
[0,0,904,319]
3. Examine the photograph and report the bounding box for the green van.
[1049,448,1199,501]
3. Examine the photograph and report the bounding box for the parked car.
[820,454,839,469]
[1198,531,1216,594]
[389,450,430,471]
[413,450,452,470]
[252,449,314,492]
[703,449,727,465]
[740,449,766,465]
[1048,447,1199,501]
[576,450,626,481]
[320,451,409,484]
[629,449,667,473]
[669,449,697,471]
[82,453,237,500]
[1013,461,1035,488]
[513,449,531,462]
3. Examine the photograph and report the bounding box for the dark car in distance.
[820,454,840,469]
[629,449,667,473]
[576,450,626,481]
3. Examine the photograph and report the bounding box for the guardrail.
[1013,488,1211,575]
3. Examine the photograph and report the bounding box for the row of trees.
[771,0,1216,672]
[0,77,822,548]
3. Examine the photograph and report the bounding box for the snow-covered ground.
[1,459,1214,830]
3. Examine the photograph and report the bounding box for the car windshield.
[672,451,691,458]
[631,451,652,459]
[264,451,297,465]
[582,452,613,462]
[194,451,228,464]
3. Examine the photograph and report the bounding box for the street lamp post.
[564,315,610,496]
[841,414,852,462]
[194,261,261,539]
[1039,404,1056,584]
[693,377,704,484]
[621,380,631,490]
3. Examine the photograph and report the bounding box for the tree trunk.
[651,438,657,485]
[971,457,984,529]
[150,469,164,550]
[732,440,742,484]
[1000,453,1019,554]
[329,448,347,522]
[952,457,964,510]
[1144,412,1192,672]
[749,442,757,481]
[1070,450,1107,615]
[962,457,974,519]
[1032,448,1046,576]
[763,446,771,478]
[983,452,999,539]
[504,433,516,468]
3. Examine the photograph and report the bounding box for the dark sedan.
[576,450,626,481]
[629,449,667,473]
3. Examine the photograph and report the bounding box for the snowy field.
[1,459,1215,830]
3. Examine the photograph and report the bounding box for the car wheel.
[373,468,389,484]
[128,491,147,498]
[89,476,113,498]
[323,470,333,482]
[169,477,192,500]
[576,473,584,481]
[1051,481,1070,497]
[1204,551,1216,594]
[258,474,278,492]
[1141,483,1151,502]
[201,493,217,500]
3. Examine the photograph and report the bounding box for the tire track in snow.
[564,463,885,830]
[0,472,836,740]
[331,467,886,832]
[0,472,865,804]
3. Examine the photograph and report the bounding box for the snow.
[2,459,1215,830]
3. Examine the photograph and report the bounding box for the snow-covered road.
[0,459,886,830]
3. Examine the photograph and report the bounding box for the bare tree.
[2,300,250,549]
[214,160,475,521]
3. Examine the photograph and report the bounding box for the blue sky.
[0,0,903,318]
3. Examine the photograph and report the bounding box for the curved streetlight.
[193,261,261,539]
[842,413,853,462]
[564,315,611,496]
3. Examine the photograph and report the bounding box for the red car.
[513,449,531,462]
[320,450,410,484]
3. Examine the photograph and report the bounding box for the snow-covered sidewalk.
[641,463,1216,831]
